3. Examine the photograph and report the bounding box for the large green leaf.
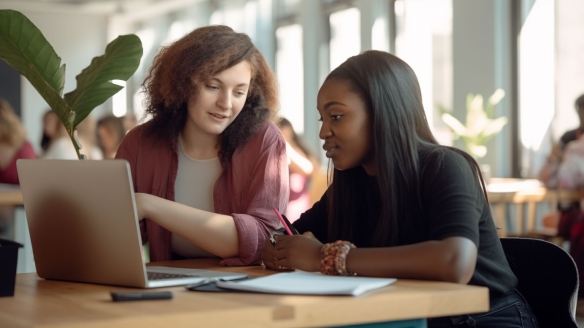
[0,10,143,160]
[64,35,143,126]
[0,10,70,123]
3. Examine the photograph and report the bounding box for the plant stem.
[67,130,84,160]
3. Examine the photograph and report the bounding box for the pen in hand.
[273,208,299,235]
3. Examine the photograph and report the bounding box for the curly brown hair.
[142,25,279,167]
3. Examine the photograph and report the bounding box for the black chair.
[500,237,579,328]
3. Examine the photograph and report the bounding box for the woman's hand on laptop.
[132,193,240,258]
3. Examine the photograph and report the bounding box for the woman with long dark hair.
[116,25,288,265]
[262,51,537,327]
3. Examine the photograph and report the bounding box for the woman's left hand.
[269,232,323,272]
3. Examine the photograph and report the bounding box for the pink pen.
[273,208,293,235]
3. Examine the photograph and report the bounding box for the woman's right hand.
[261,232,322,272]
[134,192,153,221]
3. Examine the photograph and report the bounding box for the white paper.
[215,271,396,296]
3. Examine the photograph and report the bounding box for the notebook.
[16,159,247,288]
[215,271,396,296]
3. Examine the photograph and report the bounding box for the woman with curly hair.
[116,25,289,266]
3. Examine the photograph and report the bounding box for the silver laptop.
[16,159,247,288]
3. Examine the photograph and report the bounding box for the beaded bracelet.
[320,240,357,276]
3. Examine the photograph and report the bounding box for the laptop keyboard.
[147,272,200,280]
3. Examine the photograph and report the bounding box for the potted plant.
[438,89,508,160]
[0,9,143,159]
[0,9,142,296]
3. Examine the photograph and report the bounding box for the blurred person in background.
[40,109,57,153]
[540,94,584,190]
[41,110,103,160]
[539,94,584,239]
[0,98,36,239]
[97,115,126,159]
[540,94,584,296]
[0,98,36,184]
[278,118,320,222]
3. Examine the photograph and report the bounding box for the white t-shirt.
[171,139,222,258]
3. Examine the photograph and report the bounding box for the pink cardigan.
[116,122,289,266]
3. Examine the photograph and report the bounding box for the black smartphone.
[110,291,173,302]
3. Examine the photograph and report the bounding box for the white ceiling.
[0,0,201,16]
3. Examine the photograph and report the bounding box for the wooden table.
[0,184,23,206]
[0,258,489,328]
[487,178,584,237]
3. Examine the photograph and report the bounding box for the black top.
[293,147,517,305]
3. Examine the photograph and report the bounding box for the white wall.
[518,0,555,178]
[453,0,513,177]
[555,0,584,140]
[0,6,108,154]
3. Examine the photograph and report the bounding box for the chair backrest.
[500,237,579,328]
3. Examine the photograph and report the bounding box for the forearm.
[286,142,313,176]
[143,196,239,258]
[346,237,477,283]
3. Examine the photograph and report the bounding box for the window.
[276,24,304,133]
[518,0,554,177]
[329,7,360,72]
[395,0,453,145]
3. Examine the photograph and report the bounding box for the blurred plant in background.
[438,89,508,159]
